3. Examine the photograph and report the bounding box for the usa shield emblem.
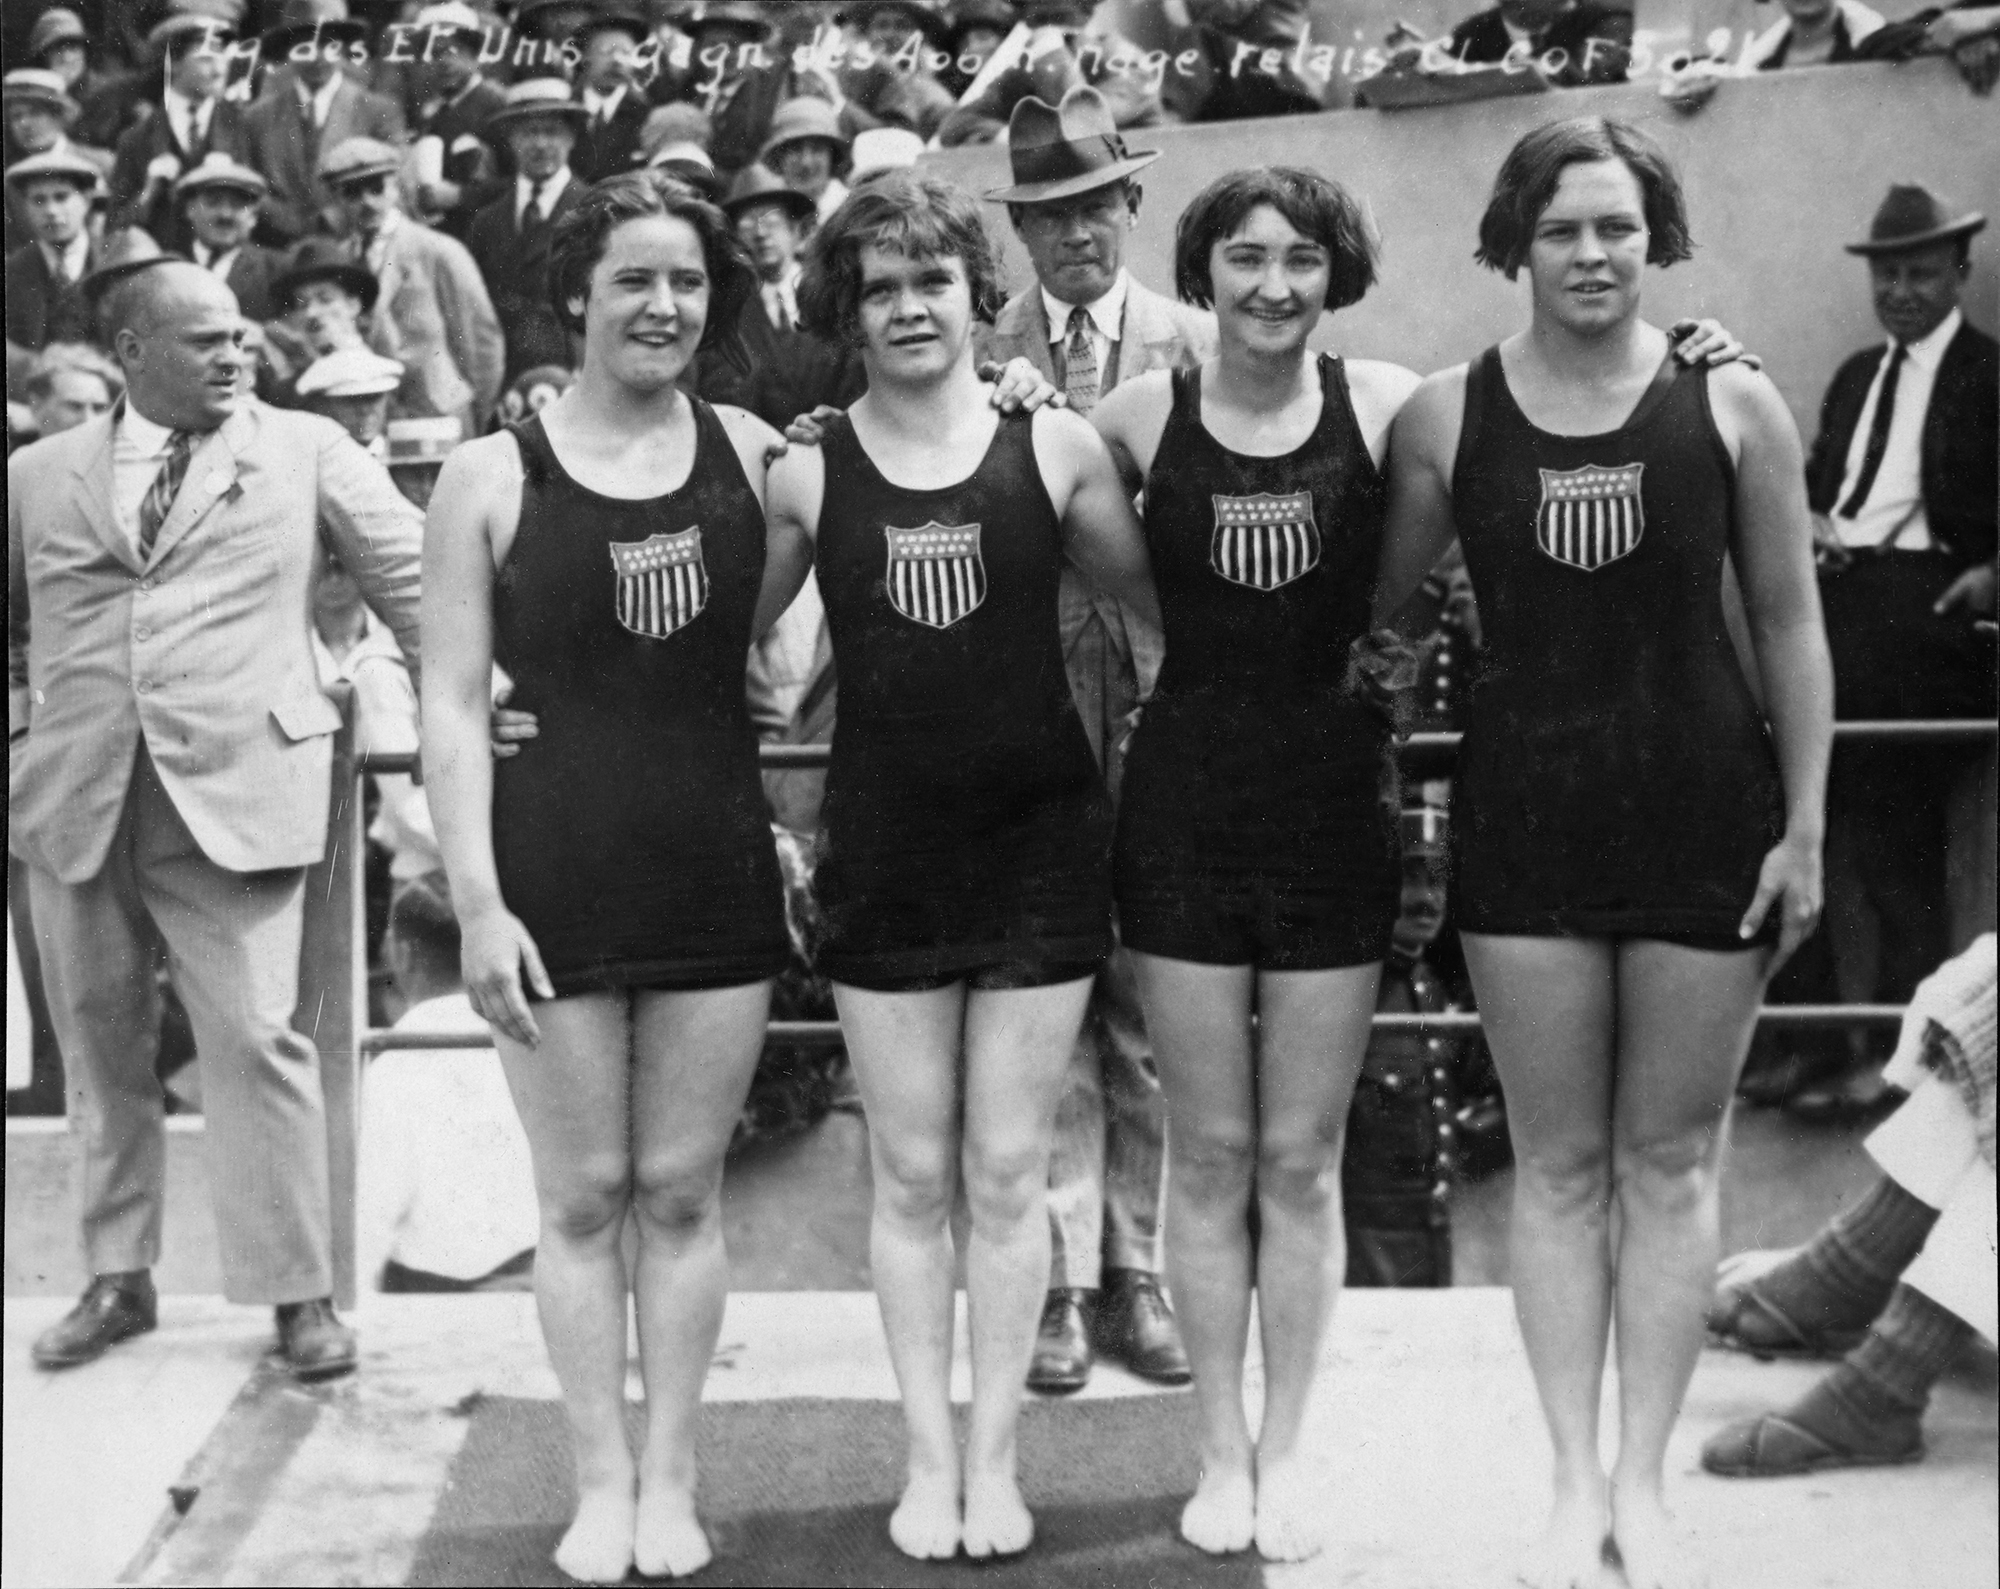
[1536,463,1645,572]
[883,522,986,630]
[610,527,708,638]
[1210,492,1321,592]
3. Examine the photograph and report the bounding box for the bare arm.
[1371,368,1466,628]
[1088,370,1173,499]
[713,404,818,640]
[1712,362,1834,965]
[419,434,551,1045]
[763,435,828,627]
[1035,406,1161,635]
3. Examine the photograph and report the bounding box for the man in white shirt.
[172,152,288,322]
[108,17,250,253]
[1801,182,1997,1106]
[572,8,652,182]
[358,873,539,1292]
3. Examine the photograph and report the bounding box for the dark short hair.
[797,171,1005,345]
[1475,116,1694,280]
[545,169,755,368]
[1174,167,1378,312]
[387,872,461,978]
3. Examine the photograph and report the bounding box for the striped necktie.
[137,430,196,561]
[1063,304,1099,415]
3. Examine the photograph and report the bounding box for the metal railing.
[303,716,1996,1302]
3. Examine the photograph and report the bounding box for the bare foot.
[633,1472,711,1580]
[553,1477,637,1585]
[1252,1454,1324,1563]
[1610,1484,1708,1589]
[1180,1461,1255,1555]
[1517,1479,1610,1589]
[961,1465,1034,1559]
[888,1465,961,1561]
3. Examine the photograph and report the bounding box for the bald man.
[8,262,424,1378]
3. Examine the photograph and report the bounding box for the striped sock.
[1762,1177,1937,1332]
[1844,1283,1973,1414]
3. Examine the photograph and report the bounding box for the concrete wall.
[924,59,1998,436]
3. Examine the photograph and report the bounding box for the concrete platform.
[4,1289,1992,1589]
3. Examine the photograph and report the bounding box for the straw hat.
[386,415,464,467]
[296,346,405,398]
[27,10,91,64]
[1,69,81,124]
[319,136,403,188]
[4,148,102,195]
[173,151,269,202]
[488,76,592,129]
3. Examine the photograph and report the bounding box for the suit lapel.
[65,415,132,571]
[144,407,253,569]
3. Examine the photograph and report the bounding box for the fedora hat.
[984,86,1157,204]
[759,97,851,166]
[263,0,369,55]
[27,9,91,63]
[2,68,81,124]
[5,147,102,195]
[576,3,653,44]
[146,13,238,59]
[81,228,184,305]
[721,162,817,223]
[489,75,592,128]
[1846,183,1987,257]
[945,0,1015,51]
[273,237,380,313]
[173,150,268,201]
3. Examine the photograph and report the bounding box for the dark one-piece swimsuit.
[1448,346,1785,948]
[489,406,788,997]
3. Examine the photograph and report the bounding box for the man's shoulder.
[6,240,47,278]
[230,398,343,458]
[9,416,99,485]
[1945,318,2000,368]
[1123,278,1215,359]
[991,288,1047,339]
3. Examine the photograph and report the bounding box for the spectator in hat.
[668,2,840,180]
[324,134,504,432]
[760,96,851,222]
[6,151,104,375]
[26,10,95,99]
[1743,0,1886,69]
[1795,183,1998,1111]
[975,85,1207,1397]
[938,0,1166,147]
[264,234,401,400]
[938,0,1017,95]
[108,16,253,254]
[243,0,408,246]
[173,152,287,322]
[1440,0,1634,84]
[4,68,113,257]
[640,104,724,200]
[406,2,510,241]
[467,77,588,378]
[837,1,958,142]
[699,163,864,428]
[29,7,151,155]
[385,413,462,509]
[572,7,655,182]
[296,344,405,454]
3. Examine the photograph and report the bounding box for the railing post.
[294,686,365,1311]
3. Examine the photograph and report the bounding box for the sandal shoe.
[1700,1410,1923,1478]
[1707,1280,1864,1361]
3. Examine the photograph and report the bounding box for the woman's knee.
[1613,1119,1723,1210]
[1514,1132,1613,1215]
[1172,1121,1256,1209]
[1257,1127,1341,1215]
[631,1149,724,1235]
[540,1151,632,1240]
[872,1134,956,1226]
[962,1135,1047,1230]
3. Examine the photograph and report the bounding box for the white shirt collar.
[1894,306,1962,374]
[449,73,485,106]
[1042,269,1129,344]
[40,232,90,282]
[191,239,240,274]
[582,84,627,119]
[118,399,181,456]
[164,86,213,143]
[297,71,343,125]
[517,167,571,219]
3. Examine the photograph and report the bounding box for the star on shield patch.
[883,522,986,630]
[1535,463,1645,572]
[610,527,707,638]
[1210,491,1321,592]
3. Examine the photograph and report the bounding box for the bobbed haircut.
[1475,116,1694,280]
[1174,167,1379,312]
[546,169,756,367]
[797,171,1006,346]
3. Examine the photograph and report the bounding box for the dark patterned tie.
[137,431,196,561]
[520,180,547,240]
[1063,304,1099,415]
[1836,342,1906,518]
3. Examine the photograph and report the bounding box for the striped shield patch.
[1210,491,1321,592]
[1536,463,1645,572]
[610,527,708,638]
[883,522,986,630]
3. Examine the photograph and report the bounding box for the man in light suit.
[323,136,504,434]
[9,258,424,1378]
[242,4,408,245]
[979,87,1213,1395]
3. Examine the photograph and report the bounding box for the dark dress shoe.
[275,1298,358,1382]
[1027,1288,1094,1394]
[1094,1268,1191,1385]
[32,1272,158,1369]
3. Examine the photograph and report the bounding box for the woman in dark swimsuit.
[1089,167,1420,1564]
[766,173,1158,1564]
[423,173,800,1586]
[1373,118,1832,1589]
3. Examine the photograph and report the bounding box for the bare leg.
[1131,953,1259,1555]
[1607,940,1764,1589]
[959,976,1095,1557]
[834,982,968,1561]
[1461,935,1618,1589]
[626,982,773,1579]
[495,996,639,1586]
[1250,963,1379,1563]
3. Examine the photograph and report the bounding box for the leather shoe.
[1026,1288,1093,1394]
[275,1298,358,1382]
[1094,1267,1191,1385]
[32,1272,158,1369]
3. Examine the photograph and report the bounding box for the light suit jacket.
[352,216,506,429]
[977,277,1216,782]
[9,400,424,884]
